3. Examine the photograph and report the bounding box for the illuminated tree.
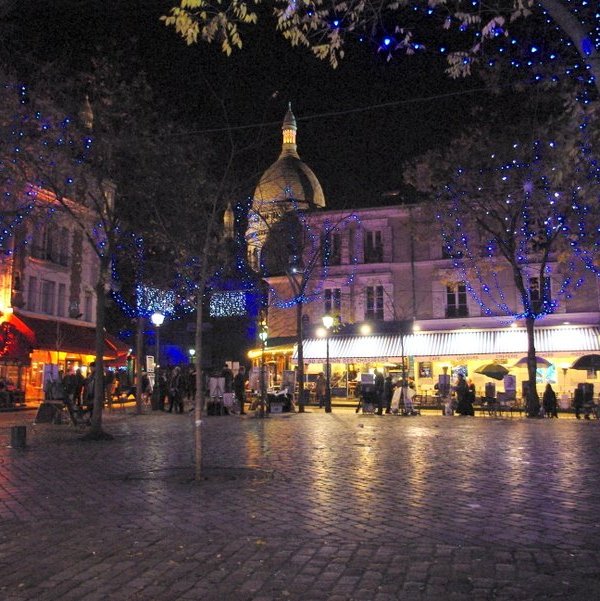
[405,107,600,416]
[163,1,600,97]
[3,56,196,438]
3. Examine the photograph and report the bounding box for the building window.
[27,276,37,311]
[57,283,66,317]
[31,224,68,265]
[32,224,56,262]
[365,285,384,320]
[58,227,69,266]
[529,276,551,313]
[324,288,341,319]
[40,280,55,315]
[446,282,468,318]
[322,232,341,266]
[84,293,93,322]
[364,231,383,263]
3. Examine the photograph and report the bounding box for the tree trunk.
[193,294,205,480]
[135,315,144,414]
[296,300,305,412]
[86,254,112,440]
[525,315,541,417]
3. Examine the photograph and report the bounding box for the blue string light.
[437,122,600,323]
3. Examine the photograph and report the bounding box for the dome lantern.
[281,102,298,158]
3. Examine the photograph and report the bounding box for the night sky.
[9,0,502,210]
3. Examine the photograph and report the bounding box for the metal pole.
[260,338,266,418]
[155,325,160,370]
[325,334,332,413]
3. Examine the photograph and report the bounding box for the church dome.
[252,103,325,210]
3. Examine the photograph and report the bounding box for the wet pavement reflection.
[1,409,599,600]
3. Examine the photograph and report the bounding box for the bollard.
[10,425,26,449]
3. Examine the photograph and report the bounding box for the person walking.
[104,368,116,410]
[314,373,327,408]
[233,366,247,415]
[374,369,385,415]
[74,368,85,407]
[167,366,184,413]
[542,383,558,418]
[83,363,96,417]
[383,374,393,414]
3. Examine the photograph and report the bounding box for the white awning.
[294,326,600,363]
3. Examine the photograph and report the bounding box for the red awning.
[12,313,129,361]
[0,315,34,365]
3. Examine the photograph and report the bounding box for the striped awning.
[295,326,600,363]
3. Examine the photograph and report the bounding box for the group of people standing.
[211,363,247,415]
[353,369,418,416]
[454,374,561,418]
[143,365,191,413]
[453,374,477,416]
[144,363,249,415]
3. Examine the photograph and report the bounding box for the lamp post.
[150,311,165,370]
[322,314,334,413]
[258,319,268,418]
[150,312,165,411]
[189,348,196,364]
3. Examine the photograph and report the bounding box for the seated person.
[0,381,11,407]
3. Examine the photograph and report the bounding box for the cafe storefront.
[295,325,600,404]
[0,311,129,404]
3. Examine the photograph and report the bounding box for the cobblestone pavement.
[1,408,599,601]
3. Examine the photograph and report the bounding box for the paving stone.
[1,409,600,599]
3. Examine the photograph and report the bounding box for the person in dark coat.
[374,369,385,415]
[0,381,11,408]
[167,366,184,413]
[221,363,234,393]
[354,381,362,413]
[314,373,327,408]
[454,374,470,415]
[542,383,558,418]
[233,366,247,415]
[573,387,585,419]
[383,375,394,414]
[83,363,96,417]
[74,368,85,407]
[465,378,476,416]
[63,368,78,404]
[157,370,169,411]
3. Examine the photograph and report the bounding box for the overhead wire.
[154,85,502,138]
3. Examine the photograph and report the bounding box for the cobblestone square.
[1,409,599,600]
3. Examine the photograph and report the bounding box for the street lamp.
[189,348,196,364]
[322,314,334,413]
[150,312,165,369]
[258,318,269,418]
